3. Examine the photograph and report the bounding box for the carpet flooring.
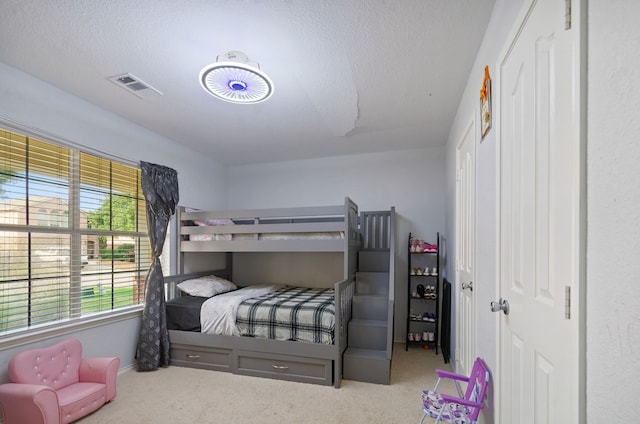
[79,343,454,424]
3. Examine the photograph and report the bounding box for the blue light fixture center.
[228,80,247,91]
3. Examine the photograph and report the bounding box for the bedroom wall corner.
[0,61,229,209]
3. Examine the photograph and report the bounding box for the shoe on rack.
[408,333,414,341]
[428,332,435,342]
[410,237,417,253]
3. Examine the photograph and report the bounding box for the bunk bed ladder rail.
[386,208,396,359]
[334,277,355,388]
[360,210,392,250]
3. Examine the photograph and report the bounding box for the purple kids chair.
[420,357,490,424]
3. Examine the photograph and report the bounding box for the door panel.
[498,0,579,422]
[509,334,524,423]
[455,119,476,376]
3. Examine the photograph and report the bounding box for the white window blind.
[0,128,150,336]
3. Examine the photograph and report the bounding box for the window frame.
[0,122,148,342]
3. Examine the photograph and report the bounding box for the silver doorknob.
[461,281,473,291]
[490,298,510,315]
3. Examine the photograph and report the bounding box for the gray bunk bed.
[164,197,360,387]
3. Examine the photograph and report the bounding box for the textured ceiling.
[0,0,495,165]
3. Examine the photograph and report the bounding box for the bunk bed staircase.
[343,208,395,385]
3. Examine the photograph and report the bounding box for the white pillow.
[177,275,237,297]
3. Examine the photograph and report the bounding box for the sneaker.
[428,332,435,342]
[408,333,414,341]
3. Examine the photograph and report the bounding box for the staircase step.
[344,243,392,385]
[343,347,391,385]
[355,272,389,296]
[348,319,388,350]
[356,271,389,283]
[358,250,390,273]
[352,294,388,320]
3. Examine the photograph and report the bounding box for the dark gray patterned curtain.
[136,161,179,371]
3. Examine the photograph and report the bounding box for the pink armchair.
[0,338,120,424]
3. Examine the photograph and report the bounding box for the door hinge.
[565,0,572,30]
[564,286,571,319]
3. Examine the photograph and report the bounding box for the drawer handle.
[272,365,289,370]
[186,354,200,359]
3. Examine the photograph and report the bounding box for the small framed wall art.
[480,66,492,140]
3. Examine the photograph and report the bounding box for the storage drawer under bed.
[170,343,232,372]
[235,350,333,386]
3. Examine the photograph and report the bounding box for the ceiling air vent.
[107,73,163,98]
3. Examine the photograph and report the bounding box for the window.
[0,127,150,336]
[50,209,61,227]
[37,208,47,226]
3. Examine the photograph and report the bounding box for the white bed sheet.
[200,284,282,335]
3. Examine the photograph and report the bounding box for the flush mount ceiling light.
[199,51,274,104]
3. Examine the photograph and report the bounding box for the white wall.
[0,61,228,374]
[227,147,446,340]
[587,1,640,421]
